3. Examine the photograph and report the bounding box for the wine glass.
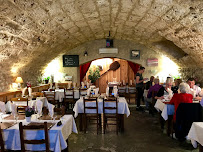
[14,115,19,123]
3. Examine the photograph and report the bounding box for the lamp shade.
[15,77,23,83]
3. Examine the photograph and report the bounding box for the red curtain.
[80,61,92,82]
[127,61,140,74]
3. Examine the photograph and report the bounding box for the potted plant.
[25,106,35,122]
[88,66,100,84]
[44,76,50,84]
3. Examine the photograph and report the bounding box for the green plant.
[44,76,50,81]
[88,66,100,83]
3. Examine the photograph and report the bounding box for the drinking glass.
[14,115,19,123]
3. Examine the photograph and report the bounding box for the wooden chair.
[0,125,5,152]
[10,97,28,114]
[31,92,44,100]
[63,88,75,110]
[118,86,126,97]
[44,90,56,105]
[127,87,136,104]
[83,97,99,134]
[54,106,66,116]
[19,122,50,152]
[103,97,119,134]
[79,88,87,98]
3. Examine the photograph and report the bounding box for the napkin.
[113,87,118,97]
[48,103,55,118]
[28,87,32,97]
[87,82,90,88]
[130,80,132,86]
[123,80,126,85]
[167,88,173,99]
[81,82,85,89]
[0,101,6,114]
[36,100,43,115]
[11,103,17,116]
[95,88,99,96]
[106,87,109,97]
[22,87,27,97]
[87,88,91,96]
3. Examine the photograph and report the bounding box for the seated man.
[168,82,193,122]
[187,78,202,101]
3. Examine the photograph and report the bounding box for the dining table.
[43,89,87,102]
[5,97,49,112]
[73,96,130,132]
[188,122,203,151]
[0,114,78,152]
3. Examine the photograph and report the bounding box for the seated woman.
[155,77,173,100]
[168,82,193,122]
[147,78,162,99]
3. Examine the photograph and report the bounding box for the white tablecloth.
[154,99,166,112]
[44,89,87,102]
[2,115,77,152]
[188,122,203,148]
[5,97,49,112]
[73,97,130,118]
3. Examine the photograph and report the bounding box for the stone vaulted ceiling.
[0,0,203,76]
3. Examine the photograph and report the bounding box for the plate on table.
[26,122,55,130]
[38,115,62,120]
[4,114,25,120]
[0,122,16,129]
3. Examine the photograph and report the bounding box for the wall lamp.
[84,51,88,56]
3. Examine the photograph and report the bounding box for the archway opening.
[80,58,140,93]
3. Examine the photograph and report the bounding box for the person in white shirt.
[187,78,202,101]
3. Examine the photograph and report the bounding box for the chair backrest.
[128,87,136,93]
[118,86,126,97]
[103,98,118,115]
[0,125,5,152]
[11,98,28,113]
[79,88,87,97]
[19,122,50,152]
[151,91,158,104]
[54,106,66,116]
[31,92,44,98]
[83,97,98,114]
[175,103,203,139]
[64,88,74,101]
[44,91,55,104]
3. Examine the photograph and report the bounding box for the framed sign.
[63,55,79,67]
[130,50,140,59]
[147,58,158,66]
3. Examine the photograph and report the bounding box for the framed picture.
[130,50,140,59]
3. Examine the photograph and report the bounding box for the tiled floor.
[68,106,198,152]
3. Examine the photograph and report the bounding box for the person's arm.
[136,76,148,84]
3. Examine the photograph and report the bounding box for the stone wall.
[55,39,172,83]
[179,68,203,87]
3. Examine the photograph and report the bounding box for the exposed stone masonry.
[0,0,203,91]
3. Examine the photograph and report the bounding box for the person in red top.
[168,82,193,122]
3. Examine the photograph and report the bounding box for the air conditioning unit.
[99,48,118,54]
